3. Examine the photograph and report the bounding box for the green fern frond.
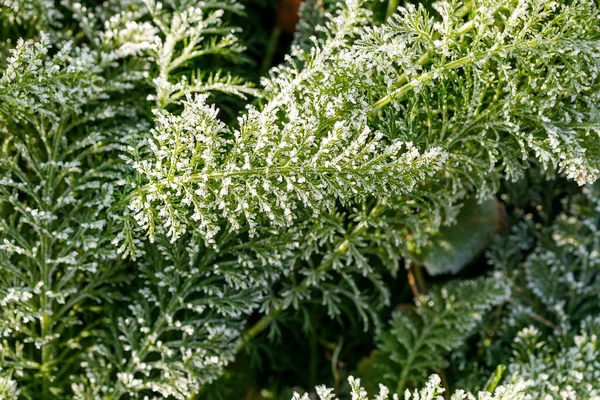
[373,276,510,394]
[124,93,447,244]
[0,32,133,398]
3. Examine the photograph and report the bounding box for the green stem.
[372,37,548,113]
[39,118,61,396]
[331,337,343,395]
[385,0,399,20]
[371,3,475,113]
[235,308,282,354]
[121,161,407,207]
[483,364,506,393]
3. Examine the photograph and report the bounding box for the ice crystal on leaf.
[0,374,19,400]
[126,93,447,244]
[124,0,600,250]
[297,374,531,400]
[0,33,103,122]
[510,316,600,398]
[0,28,137,397]
[1,0,600,397]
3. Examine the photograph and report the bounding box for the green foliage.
[0,0,62,32]
[0,32,133,398]
[510,316,600,398]
[486,183,600,340]
[124,93,446,245]
[0,33,102,121]
[122,0,600,255]
[524,184,600,327]
[74,240,276,399]
[0,0,600,398]
[0,0,261,397]
[444,182,600,395]
[369,276,510,394]
[354,182,600,398]
[296,374,530,400]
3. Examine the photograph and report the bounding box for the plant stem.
[407,261,421,298]
[407,262,451,396]
[331,336,343,396]
[414,263,427,294]
[438,368,450,395]
[235,308,282,353]
[483,364,506,393]
[386,0,399,20]
[508,300,562,332]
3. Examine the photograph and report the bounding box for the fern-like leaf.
[373,276,510,394]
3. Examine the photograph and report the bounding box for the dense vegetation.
[0,0,599,398]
